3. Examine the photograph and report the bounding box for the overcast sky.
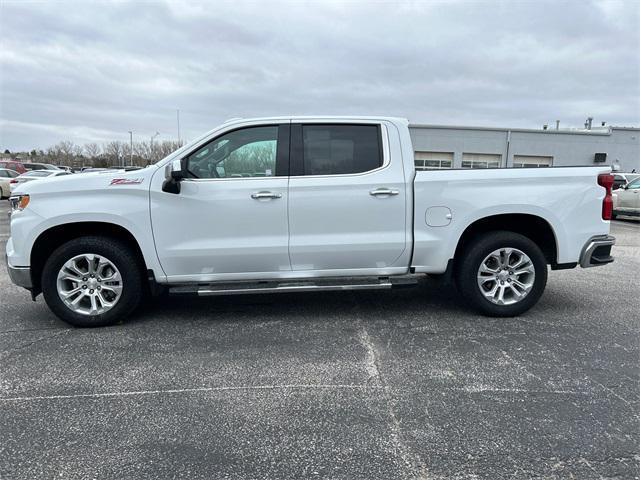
[1,0,639,151]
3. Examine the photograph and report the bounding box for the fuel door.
[425,206,452,227]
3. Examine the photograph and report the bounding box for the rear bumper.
[613,209,640,217]
[5,255,32,288]
[579,235,615,268]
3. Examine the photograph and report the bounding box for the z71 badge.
[110,178,144,186]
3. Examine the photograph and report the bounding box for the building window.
[415,151,453,170]
[513,155,553,168]
[462,153,501,169]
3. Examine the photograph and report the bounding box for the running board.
[169,275,420,297]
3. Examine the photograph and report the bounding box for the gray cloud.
[1,0,639,150]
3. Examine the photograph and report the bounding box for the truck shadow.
[136,277,469,326]
[132,274,602,329]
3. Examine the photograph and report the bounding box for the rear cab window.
[292,124,383,176]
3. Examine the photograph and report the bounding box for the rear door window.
[299,124,382,176]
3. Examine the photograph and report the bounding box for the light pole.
[128,131,133,167]
[150,131,160,164]
[176,109,181,145]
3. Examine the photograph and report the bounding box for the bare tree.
[23,137,184,168]
[103,141,126,166]
[46,145,62,163]
[157,140,183,160]
[83,143,100,159]
[56,140,75,165]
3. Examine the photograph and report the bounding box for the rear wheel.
[455,231,548,317]
[42,236,143,327]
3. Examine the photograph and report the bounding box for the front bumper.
[6,255,32,288]
[579,235,615,268]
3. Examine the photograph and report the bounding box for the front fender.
[8,188,166,281]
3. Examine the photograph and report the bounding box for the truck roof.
[222,115,409,125]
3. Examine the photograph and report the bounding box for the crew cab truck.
[6,117,616,327]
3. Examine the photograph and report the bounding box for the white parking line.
[0,383,388,402]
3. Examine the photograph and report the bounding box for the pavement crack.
[578,457,605,479]
[358,325,382,385]
[0,329,70,360]
[589,378,632,406]
[357,322,431,479]
[0,327,64,335]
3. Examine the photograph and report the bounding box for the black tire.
[455,231,548,317]
[41,236,143,327]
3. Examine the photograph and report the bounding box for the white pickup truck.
[6,117,616,327]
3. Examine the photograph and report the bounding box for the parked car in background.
[613,173,640,190]
[21,162,61,172]
[44,164,63,170]
[109,166,144,171]
[613,177,640,218]
[79,168,110,173]
[0,168,20,199]
[21,162,49,171]
[9,169,72,193]
[0,160,26,174]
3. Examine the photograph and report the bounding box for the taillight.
[10,179,18,184]
[598,173,614,220]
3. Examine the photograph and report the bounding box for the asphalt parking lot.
[0,201,638,479]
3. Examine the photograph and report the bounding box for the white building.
[409,123,640,172]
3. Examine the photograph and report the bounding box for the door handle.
[369,188,399,196]
[251,191,282,199]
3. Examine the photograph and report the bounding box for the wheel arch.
[453,213,559,267]
[30,222,148,296]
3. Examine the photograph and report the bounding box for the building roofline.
[407,123,631,136]
[610,126,640,131]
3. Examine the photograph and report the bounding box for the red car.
[0,160,26,174]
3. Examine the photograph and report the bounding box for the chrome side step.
[169,275,420,297]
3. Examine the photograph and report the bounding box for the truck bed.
[411,166,612,273]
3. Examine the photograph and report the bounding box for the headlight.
[9,194,30,212]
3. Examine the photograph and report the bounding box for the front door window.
[186,126,279,179]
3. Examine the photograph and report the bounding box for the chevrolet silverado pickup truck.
[6,116,616,327]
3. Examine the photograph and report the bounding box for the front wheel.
[455,231,548,317]
[41,236,143,327]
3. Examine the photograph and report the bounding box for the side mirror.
[162,159,184,194]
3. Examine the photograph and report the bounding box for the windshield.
[627,177,640,189]
[626,174,640,183]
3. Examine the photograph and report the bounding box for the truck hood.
[11,166,158,196]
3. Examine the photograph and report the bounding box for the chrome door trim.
[251,191,282,199]
[370,188,399,196]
